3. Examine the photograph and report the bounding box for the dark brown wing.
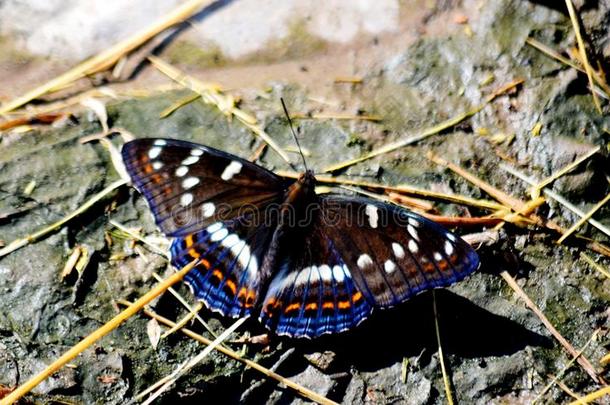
[122,138,285,237]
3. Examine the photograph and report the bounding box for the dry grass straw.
[148,56,292,165]
[432,291,454,405]
[532,330,598,404]
[0,0,214,115]
[501,164,610,240]
[525,38,610,98]
[0,179,127,258]
[126,302,340,405]
[557,192,610,244]
[137,317,247,405]
[579,253,610,280]
[0,258,202,405]
[277,170,506,212]
[428,154,602,384]
[568,385,610,404]
[529,146,600,199]
[564,0,602,113]
[322,78,523,173]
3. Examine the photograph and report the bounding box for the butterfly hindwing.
[122,138,284,236]
[259,222,372,338]
[319,196,479,308]
[171,208,278,318]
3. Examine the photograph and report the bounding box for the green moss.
[242,19,328,64]
[165,39,227,69]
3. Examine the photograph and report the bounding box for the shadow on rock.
[287,289,552,372]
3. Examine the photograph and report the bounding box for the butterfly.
[121,138,480,339]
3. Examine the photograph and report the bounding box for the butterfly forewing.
[318,196,479,308]
[122,138,284,236]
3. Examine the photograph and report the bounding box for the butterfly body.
[122,138,479,338]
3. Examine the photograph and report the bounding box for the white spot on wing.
[202,202,215,217]
[180,193,193,206]
[447,233,457,242]
[206,222,222,233]
[365,204,379,228]
[319,265,332,281]
[296,268,312,285]
[191,148,204,156]
[152,161,163,170]
[182,176,200,189]
[176,166,188,177]
[148,147,162,159]
[248,256,258,279]
[357,254,373,269]
[222,233,240,247]
[182,156,199,166]
[433,252,443,262]
[392,242,405,259]
[444,241,454,256]
[408,239,419,254]
[210,227,229,242]
[408,217,419,227]
[221,161,243,181]
[407,225,419,241]
[153,139,167,146]
[332,265,345,283]
[384,260,397,274]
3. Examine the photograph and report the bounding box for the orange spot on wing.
[285,302,301,313]
[212,269,223,281]
[143,163,153,174]
[449,254,459,264]
[225,279,237,295]
[305,302,317,311]
[322,301,334,310]
[438,260,449,271]
[338,300,351,310]
[245,290,256,307]
[423,262,436,272]
[352,291,363,303]
[150,173,162,184]
[200,258,210,269]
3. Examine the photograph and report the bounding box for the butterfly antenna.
[280,98,308,172]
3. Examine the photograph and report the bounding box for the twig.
[0,258,202,405]
[0,0,214,115]
[0,179,127,258]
